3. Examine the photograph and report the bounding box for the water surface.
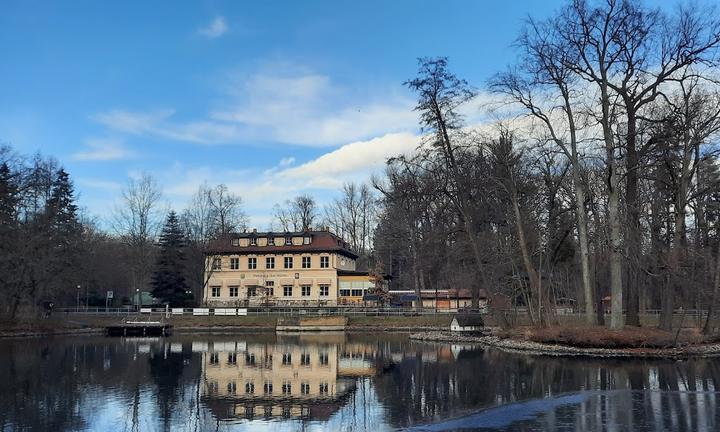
[1,333,719,431]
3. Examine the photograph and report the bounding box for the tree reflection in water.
[0,334,719,431]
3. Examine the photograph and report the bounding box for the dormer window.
[250,237,257,246]
[303,236,311,245]
[268,237,275,246]
[231,238,239,246]
[285,236,292,246]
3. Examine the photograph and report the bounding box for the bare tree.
[113,173,163,295]
[273,194,317,231]
[208,184,248,236]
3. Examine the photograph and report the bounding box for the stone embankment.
[410,331,720,359]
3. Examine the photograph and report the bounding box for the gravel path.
[409,331,720,359]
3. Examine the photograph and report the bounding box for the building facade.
[204,230,367,306]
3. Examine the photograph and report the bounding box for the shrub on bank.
[508,326,712,349]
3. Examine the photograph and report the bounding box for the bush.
[518,326,707,349]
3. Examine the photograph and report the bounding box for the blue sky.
[1,0,591,229]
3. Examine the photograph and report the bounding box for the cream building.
[204,230,364,306]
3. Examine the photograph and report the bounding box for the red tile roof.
[206,230,359,259]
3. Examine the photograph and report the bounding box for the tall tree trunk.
[512,191,545,326]
[574,175,595,325]
[625,122,641,326]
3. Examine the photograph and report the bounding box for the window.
[247,286,256,297]
[320,256,329,268]
[263,406,272,417]
[208,380,219,394]
[244,406,254,418]
[268,237,275,246]
[282,381,292,394]
[266,256,275,269]
[339,289,350,297]
[229,286,239,297]
[210,352,219,364]
[212,258,222,270]
[250,237,257,246]
[303,236,311,245]
[231,238,239,246]
[228,353,237,364]
[319,353,329,366]
[264,381,273,394]
[211,286,221,297]
[285,236,292,245]
[245,353,256,366]
[301,382,310,395]
[265,281,274,296]
[283,285,293,297]
[227,381,237,394]
[301,353,310,365]
[319,382,329,395]
[301,285,311,297]
[230,258,239,270]
[302,256,311,268]
[319,284,329,296]
[284,256,293,269]
[245,382,255,394]
[351,289,363,297]
[248,257,257,269]
[282,353,292,365]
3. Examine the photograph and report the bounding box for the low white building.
[450,314,484,333]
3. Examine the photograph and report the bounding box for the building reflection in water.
[199,334,384,422]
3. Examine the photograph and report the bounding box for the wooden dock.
[106,319,172,337]
[276,316,347,332]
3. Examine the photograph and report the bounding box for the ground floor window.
[283,285,293,297]
[265,281,274,296]
[301,285,311,296]
[319,284,329,296]
[211,286,221,297]
[247,286,257,297]
[339,289,351,297]
[351,289,363,297]
[229,286,239,297]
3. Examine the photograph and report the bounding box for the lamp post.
[135,288,140,312]
[76,285,81,312]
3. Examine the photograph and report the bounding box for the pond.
[0,332,719,431]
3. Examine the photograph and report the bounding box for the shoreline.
[409,331,720,359]
[0,324,443,339]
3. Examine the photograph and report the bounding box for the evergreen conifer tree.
[152,211,191,305]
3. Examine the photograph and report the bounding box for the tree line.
[374,0,720,331]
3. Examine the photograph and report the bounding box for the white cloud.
[278,132,418,188]
[71,138,134,161]
[76,178,123,191]
[92,66,418,147]
[279,157,295,167]
[198,16,228,39]
[144,131,419,229]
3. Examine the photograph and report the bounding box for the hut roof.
[453,314,484,327]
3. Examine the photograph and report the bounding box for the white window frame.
[320,256,329,268]
[302,256,311,269]
[248,257,257,269]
